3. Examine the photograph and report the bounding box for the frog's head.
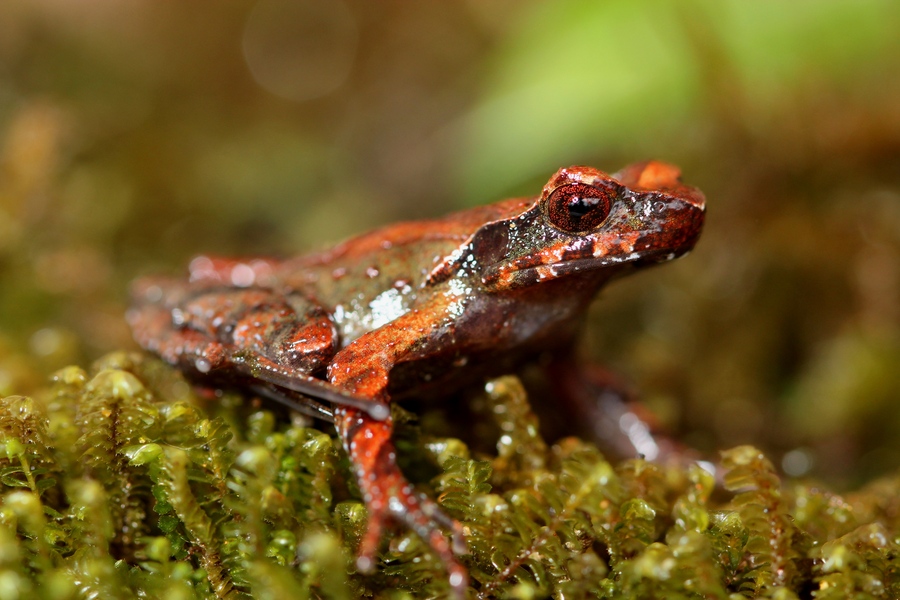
[474,161,705,291]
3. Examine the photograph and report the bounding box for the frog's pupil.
[568,196,598,222]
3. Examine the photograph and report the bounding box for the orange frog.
[128,161,705,596]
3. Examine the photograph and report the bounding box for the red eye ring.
[546,183,613,233]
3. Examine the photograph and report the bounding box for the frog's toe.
[356,510,384,573]
[392,490,469,593]
[355,488,468,594]
[418,496,468,555]
[451,524,468,556]
[355,553,376,574]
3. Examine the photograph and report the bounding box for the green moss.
[1,356,900,598]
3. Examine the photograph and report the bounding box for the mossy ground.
[1,353,899,599]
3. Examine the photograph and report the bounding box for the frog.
[127,160,705,595]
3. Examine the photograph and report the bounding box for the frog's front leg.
[333,408,466,582]
[327,310,468,594]
[548,353,698,467]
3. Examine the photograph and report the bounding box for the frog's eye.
[546,183,613,233]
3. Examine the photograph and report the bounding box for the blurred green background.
[0,0,898,485]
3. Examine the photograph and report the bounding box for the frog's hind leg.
[129,277,390,420]
[128,279,232,373]
[178,286,337,372]
[129,277,335,374]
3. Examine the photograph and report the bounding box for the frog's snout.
[680,187,705,212]
[678,190,706,236]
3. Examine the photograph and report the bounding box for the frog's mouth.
[480,233,644,289]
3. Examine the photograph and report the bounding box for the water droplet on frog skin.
[230,263,256,287]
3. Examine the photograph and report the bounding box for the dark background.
[1,0,898,485]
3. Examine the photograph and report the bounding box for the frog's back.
[284,197,533,274]
[276,198,535,340]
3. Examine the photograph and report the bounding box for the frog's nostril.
[683,189,706,211]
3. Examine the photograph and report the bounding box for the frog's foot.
[335,408,468,596]
[127,298,231,372]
